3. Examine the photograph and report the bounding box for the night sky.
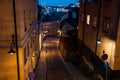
[38,0,79,6]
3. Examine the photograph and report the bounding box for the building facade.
[0,0,40,80]
[42,12,67,36]
[42,20,59,36]
[78,0,120,78]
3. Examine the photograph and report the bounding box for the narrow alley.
[34,37,89,80]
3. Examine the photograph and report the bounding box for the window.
[29,10,32,25]
[94,0,98,2]
[24,47,27,65]
[103,18,110,33]
[27,41,30,56]
[30,36,33,48]
[106,0,112,1]
[88,0,91,3]
[82,0,85,3]
[92,17,97,28]
[23,11,27,31]
[81,14,84,22]
[86,15,90,25]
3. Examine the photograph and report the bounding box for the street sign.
[101,54,108,60]
[28,72,36,79]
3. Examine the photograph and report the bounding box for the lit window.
[86,15,90,25]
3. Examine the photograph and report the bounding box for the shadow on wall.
[77,39,113,80]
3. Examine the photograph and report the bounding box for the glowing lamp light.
[8,35,16,55]
[97,38,102,44]
[8,47,16,55]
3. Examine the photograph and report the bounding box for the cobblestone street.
[35,37,89,80]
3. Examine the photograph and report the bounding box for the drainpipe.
[12,0,20,80]
[81,0,87,56]
[95,0,102,55]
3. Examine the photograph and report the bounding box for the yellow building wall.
[114,39,120,70]
[0,47,27,80]
[0,0,15,39]
[113,17,120,70]
[0,0,38,80]
[97,37,116,70]
[18,48,25,80]
[0,48,18,80]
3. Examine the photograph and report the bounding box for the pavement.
[34,47,47,80]
[34,37,90,80]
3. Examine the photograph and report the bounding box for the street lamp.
[97,38,102,44]
[8,35,16,55]
[97,34,111,44]
[8,0,20,80]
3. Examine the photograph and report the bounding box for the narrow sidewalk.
[34,47,47,80]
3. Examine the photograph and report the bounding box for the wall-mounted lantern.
[8,35,16,55]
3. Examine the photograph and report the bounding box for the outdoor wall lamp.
[97,34,111,44]
[8,35,16,54]
[97,32,114,44]
[97,35,106,44]
[97,38,102,44]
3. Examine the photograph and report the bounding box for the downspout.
[95,0,102,54]
[12,0,20,80]
[81,0,87,56]
[82,0,86,42]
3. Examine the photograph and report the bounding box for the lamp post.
[8,0,20,80]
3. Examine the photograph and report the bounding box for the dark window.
[24,47,27,65]
[92,17,97,27]
[103,18,110,33]
[23,11,27,31]
[94,0,98,2]
[81,13,84,22]
[88,0,91,3]
[82,0,85,3]
[27,42,30,56]
[106,0,112,1]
